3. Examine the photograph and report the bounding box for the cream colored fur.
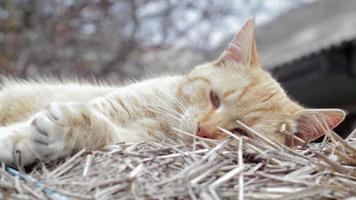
[0,19,345,166]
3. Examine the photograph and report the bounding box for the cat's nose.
[196,125,211,138]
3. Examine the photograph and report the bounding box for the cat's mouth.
[230,128,249,137]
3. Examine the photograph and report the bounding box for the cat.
[0,19,345,166]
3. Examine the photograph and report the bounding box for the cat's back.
[0,78,118,125]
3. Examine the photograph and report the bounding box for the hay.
[1,121,356,199]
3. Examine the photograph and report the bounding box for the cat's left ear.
[295,109,346,142]
[216,18,259,67]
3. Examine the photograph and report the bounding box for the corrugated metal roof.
[256,0,356,70]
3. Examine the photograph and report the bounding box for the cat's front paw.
[0,125,36,165]
[29,102,85,161]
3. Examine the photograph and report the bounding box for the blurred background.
[0,0,355,136]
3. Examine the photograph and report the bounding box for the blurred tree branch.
[0,0,301,79]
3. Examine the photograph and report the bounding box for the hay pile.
[1,121,355,200]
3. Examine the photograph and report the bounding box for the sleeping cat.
[0,19,345,166]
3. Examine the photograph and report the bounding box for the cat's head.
[177,19,345,146]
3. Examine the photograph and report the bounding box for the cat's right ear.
[215,18,260,68]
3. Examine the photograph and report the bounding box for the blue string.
[5,166,68,200]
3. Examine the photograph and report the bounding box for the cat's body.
[0,19,345,166]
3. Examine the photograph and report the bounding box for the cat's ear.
[216,18,259,67]
[295,109,346,142]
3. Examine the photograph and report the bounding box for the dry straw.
[1,120,355,199]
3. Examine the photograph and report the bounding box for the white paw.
[29,103,73,161]
[0,127,18,164]
[0,124,36,166]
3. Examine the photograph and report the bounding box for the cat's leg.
[27,102,120,162]
[1,94,147,165]
[0,101,122,165]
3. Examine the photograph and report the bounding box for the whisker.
[150,104,183,117]
[147,105,182,122]
[146,104,187,131]
[143,91,196,137]
[160,86,186,113]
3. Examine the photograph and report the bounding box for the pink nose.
[196,126,211,138]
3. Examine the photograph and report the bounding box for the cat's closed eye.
[209,90,220,108]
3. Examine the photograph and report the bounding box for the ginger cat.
[0,19,345,166]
